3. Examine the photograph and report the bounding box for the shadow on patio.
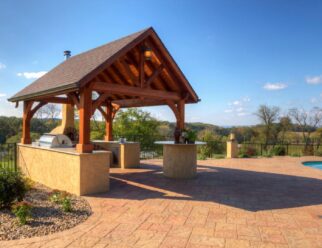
[91,163,322,212]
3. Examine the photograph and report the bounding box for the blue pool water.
[302,161,322,170]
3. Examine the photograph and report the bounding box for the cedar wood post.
[76,86,94,153]
[104,101,113,141]
[177,99,185,130]
[21,101,33,144]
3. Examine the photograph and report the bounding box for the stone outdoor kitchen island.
[8,27,200,195]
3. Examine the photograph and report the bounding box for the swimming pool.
[302,161,322,170]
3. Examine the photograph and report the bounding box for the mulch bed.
[0,183,92,241]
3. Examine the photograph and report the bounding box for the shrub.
[271,145,286,156]
[315,150,322,156]
[0,170,28,208]
[12,201,32,225]
[262,152,273,158]
[239,153,249,158]
[186,129,197,143]
[303,145,314,156]
[198,145,212,159]
[290,152,301,157]
[239,146,257,158]
[61,198,72,212]
[213,154,225,159]
[197,153,207,160]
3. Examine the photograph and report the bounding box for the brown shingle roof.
[9,28,151,102]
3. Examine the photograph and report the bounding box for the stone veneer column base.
[163,144,197,179]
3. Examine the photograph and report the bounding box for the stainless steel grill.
[37,134,73,148]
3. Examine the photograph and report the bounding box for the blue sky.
[0,0,322,126]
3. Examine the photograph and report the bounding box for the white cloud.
[225,97,251,116]
[306,75,322,85]
[237,112,249,116]
[263,82,288,91]
[17,71,47,79]
[311,97,318,104]
[0,62,6,70]
[0,93,6,97]
[236,107,244,112]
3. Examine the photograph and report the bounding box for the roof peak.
[67,27,153,61]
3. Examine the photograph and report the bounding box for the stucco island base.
[18,144,111,196]
[162,144,197,179]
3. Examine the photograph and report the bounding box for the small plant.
[61,197,72,212]
[0,169,28,208]
[49,189,62,204]
[271,145,286,156]
[12,201,32,225]
[48,190,73,212]
[183,129,197,144]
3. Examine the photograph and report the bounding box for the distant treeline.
[0,106,321,145]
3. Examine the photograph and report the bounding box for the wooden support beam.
[29,102,46,117]
[111,104,120,119]
[140,50,145,88]
[91,93,109,115]
[21,101,34,144]
[76,86,93,153]
[37,96,72,104]
[92,82,181,101]
[145,38,198,102]
[129,47,167,91]
[111,64,130,86]
[146,64,164,87]
[104,102,113,141]
[166,100,180,122]
[177,99,185,130]
[98,106,107,120]
[112,98,167,108]
[68,93,80,109]
[120,59,138,86]
[166,99,185,142]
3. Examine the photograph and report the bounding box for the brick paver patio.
[2,157,322,248]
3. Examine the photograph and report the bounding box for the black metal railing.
[240,142,322,156]
[0,143,17,171]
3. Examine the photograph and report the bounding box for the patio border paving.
[1,156,322,248]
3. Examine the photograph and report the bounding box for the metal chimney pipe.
[63,50,71,60]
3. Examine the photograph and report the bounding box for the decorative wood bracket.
[145,64,164,88]
[166,99,185,130]
[91,93,110,115]
[68,93,80,109]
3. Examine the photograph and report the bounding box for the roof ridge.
[67,27,152,62]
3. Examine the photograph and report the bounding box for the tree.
[255,105,280,146]
[288,107,322,147]
[35,104,60,121]
[278,116,292,143]
[113,108,161,150]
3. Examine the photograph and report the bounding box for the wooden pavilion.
[9,27,199,153]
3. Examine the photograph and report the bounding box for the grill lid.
[38,134,73,148]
